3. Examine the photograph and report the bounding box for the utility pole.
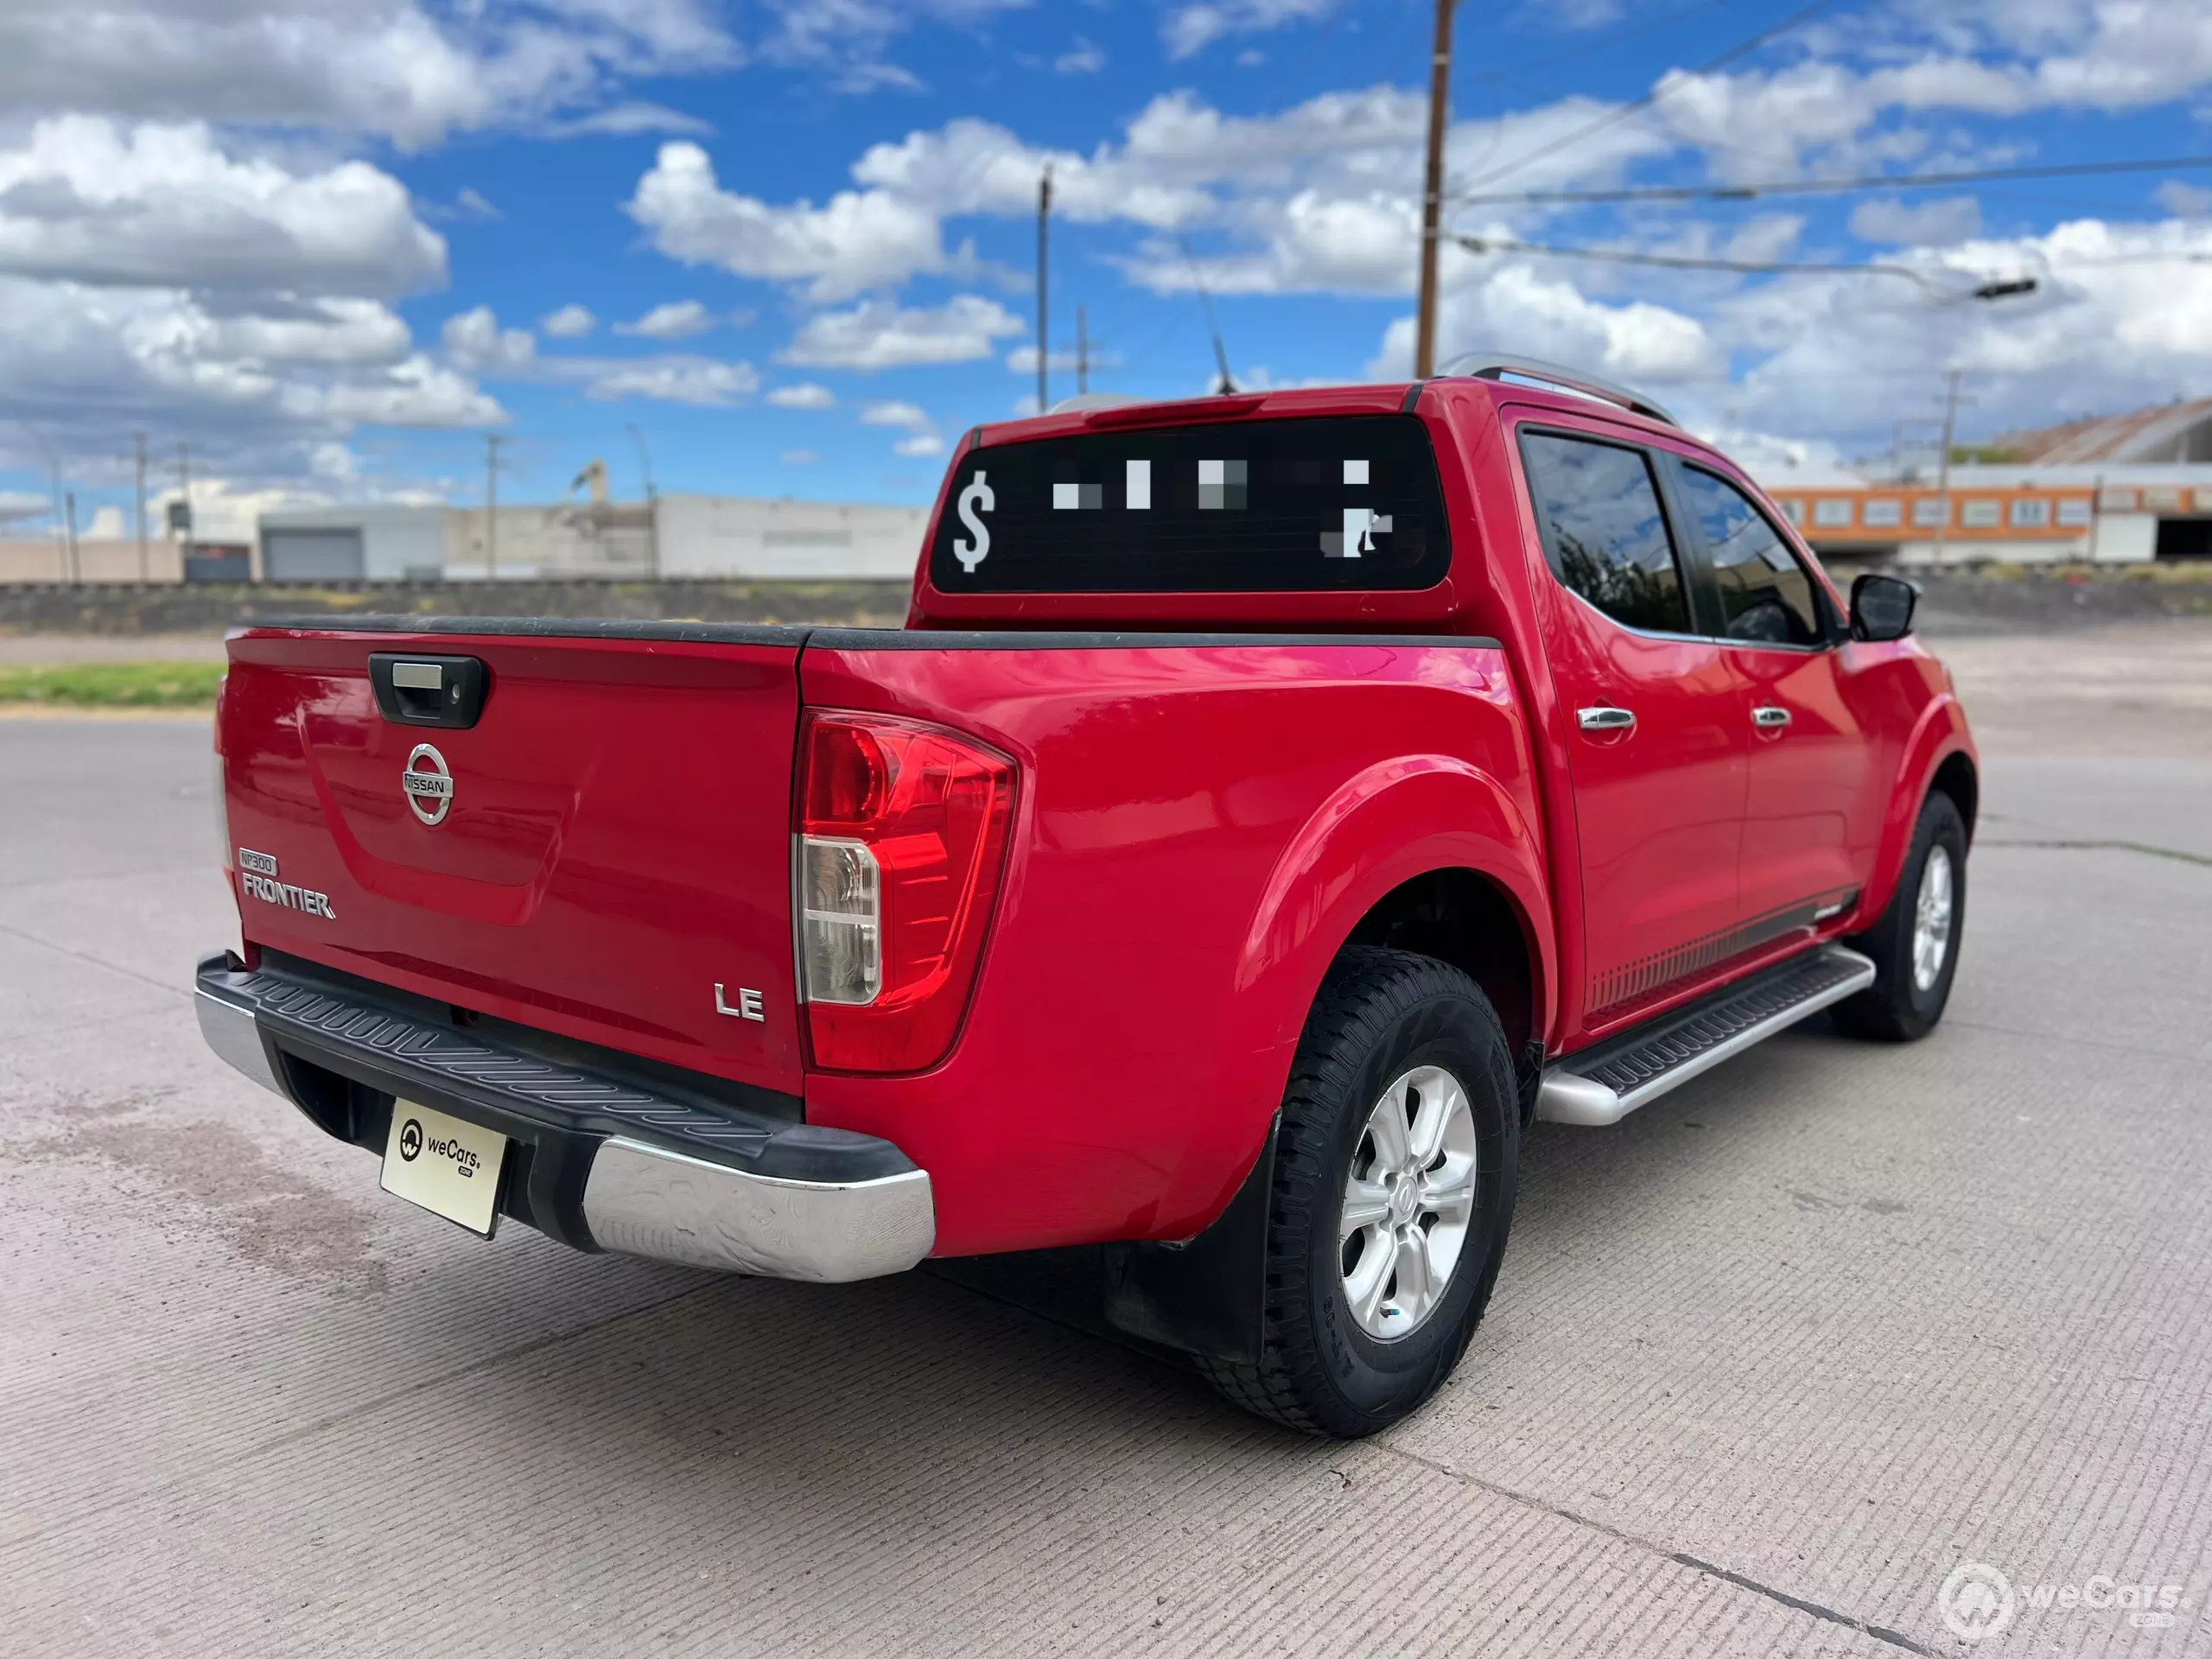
[132,432,148,581]
[1036,168,1052,414]
[1931,371,1974,561]
[625,422,658,577]
[1413,0,1458,380]
[1891,416,1942,482]
[63,490,79,584]
[19,422,64,575]
[485,433,507,578]
[1076,305,1089,396]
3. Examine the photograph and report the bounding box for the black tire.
[1199,947,1519,1438]
[1834,791,1967,1042]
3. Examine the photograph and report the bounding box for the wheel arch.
[1930,748,1979,844]
[1227,754,1555,1058]
[1854,694,1977,929]
[1173,756,1553,1240]
[1340,867,1540,1060]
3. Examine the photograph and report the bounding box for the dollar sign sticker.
[954,470,994,572]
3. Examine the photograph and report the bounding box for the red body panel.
[798,639,1548,1255]
[220,628,809,1097]
[213,374,1974,1261]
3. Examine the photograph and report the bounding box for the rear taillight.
[798,710,1016,1073]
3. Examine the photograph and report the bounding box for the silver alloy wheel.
[1911,842,1955,993]
[1338,1065,1478,1341]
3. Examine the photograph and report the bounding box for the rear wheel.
[1199,948,1518,1438]
[1834,791,1967,1042]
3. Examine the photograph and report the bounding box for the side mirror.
[1850,572,1918,642]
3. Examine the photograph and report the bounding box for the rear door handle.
[1752,705,1792,729]
[1577,707,1637,732]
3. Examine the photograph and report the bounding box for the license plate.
[380,1100,508,1236]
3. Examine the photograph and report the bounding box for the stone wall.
[0,578,913,635]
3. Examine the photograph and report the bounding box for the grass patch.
[0,661,224,707]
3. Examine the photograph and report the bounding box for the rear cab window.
[927,415,1451,593]
[1516,430,1692,635]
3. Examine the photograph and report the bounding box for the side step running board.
[1537,945,1877,1127]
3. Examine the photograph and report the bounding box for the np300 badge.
[403,742,454,825]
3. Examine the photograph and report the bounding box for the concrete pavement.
[3,626,2209,1656]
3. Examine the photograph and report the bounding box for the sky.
[3,0,2211,538]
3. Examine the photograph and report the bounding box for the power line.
[1451,153,2212,207]
[1471,0,1733,81]
[1454,0,1843,192]
[1455,232,1949,291]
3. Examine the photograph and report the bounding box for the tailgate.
[219,623,808,1096]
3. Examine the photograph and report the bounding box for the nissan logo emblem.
[402,742,454,825]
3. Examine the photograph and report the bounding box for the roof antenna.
[1179,235,1237,395]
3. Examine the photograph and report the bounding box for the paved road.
[3,630,2210,1657]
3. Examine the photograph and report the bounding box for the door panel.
[1516,427,1750,1034]
[1669,461,1882,925]
[1731,645,1871,923]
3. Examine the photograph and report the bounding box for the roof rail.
[1441,353,1677,427]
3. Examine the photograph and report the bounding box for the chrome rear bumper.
[194,950,934,1282]
[582,1139,935,1281]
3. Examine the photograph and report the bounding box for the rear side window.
[1518,432,1690,635]
[926,415,1451,593]
[1676,467,1825,646]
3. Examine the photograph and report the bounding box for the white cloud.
[780,295,1022,370]
[860,399,933,430]
[1850,196,1984,247]
[766,382,836,409]
[1055,37,1105,74]
[0,110,499,480]
[629,141,947,302]
[2156,181,2212,219]
[852,113,1214,230]
[893,432,944,456]
[581,356,760,406]
[539,102,714,139]
[779,448,820,464]
[0,118,445,298]
[442,306,536,372]
[1163,0,1332,61]
[616,299,715,340]
[0,0,739,150]
[754,0,1029,94]
[541,303,596,339]
[1365,263,1719,383]
[1701,217,2212,450]
[455,188,499,220]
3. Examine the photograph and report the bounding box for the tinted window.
[1519,433,1689,634]
[926,415,1450,593]
[1678,467,1824,646]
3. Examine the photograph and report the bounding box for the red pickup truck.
[198,358,1974,1437]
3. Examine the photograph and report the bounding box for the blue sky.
[3,0,2211,537]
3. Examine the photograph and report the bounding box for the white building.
[251,494,929,583]
[655,495,929,579]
